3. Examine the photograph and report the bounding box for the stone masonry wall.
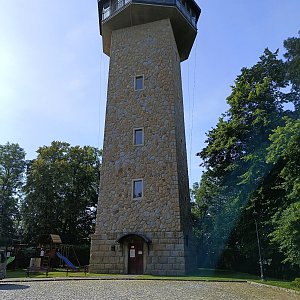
[90,231,186,275]
[90,19,192,275]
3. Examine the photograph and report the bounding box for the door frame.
[128,242,144,274]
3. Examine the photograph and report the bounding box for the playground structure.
[7,256,16,265]
[3,240,45,270]
[1,235,85,277]
[56,243,80,270]
[0,246,16,279]
[27,234,81,272]
[0,241,22,278]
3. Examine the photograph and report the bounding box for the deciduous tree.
[193,32,300,276]
[22,141,101,245]
[0,142,26,244]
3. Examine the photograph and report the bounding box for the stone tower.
[90,0,201,275]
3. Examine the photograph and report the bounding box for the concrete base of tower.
[89,231,195,275]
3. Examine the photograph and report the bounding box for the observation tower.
[90,0,201,275]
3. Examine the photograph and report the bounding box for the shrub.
[292,278,300,288]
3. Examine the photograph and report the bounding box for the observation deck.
[97,0,201,61]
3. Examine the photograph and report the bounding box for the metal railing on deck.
[175,0,196,28]
[102,0,131,21]
[101,0,197,28]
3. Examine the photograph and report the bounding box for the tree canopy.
[0,143,26,244]
[0,140,101,267]
[193,32,300,277]
[21,141,101,245]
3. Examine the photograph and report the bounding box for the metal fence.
[101,0,196,28]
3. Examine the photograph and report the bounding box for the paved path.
[1,280,299,300]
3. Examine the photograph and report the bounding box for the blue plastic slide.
[7,256,15,265]
[56,252,76,269]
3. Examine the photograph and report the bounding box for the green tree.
[194,32,300,275]
[22,141,101,245]
[197,49,286,260]
[267,118,300,266]
[0,142,26,244]
[270,202,300,266]
[284,31,300,110]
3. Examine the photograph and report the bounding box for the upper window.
[133,128,144,146]
[134,75,144,91]
[133,179,143,199]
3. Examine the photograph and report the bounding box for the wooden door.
[128,243,143,274]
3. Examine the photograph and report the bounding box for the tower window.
[133,128,144,146]
[132,179,143,199]
[134,75,144,91]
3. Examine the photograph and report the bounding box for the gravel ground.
[1,280,300,300]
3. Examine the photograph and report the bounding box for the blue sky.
[0,0,299,185]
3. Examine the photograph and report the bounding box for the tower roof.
[97,0,201,61]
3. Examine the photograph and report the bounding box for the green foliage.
[21,141,101,245]
[267,118,300,201]
[0,142,26,244]
[292,278,300,288]
[284,31,300,108]
[193,32,300,275]
[270,202,300,265]
[266,117,300,265]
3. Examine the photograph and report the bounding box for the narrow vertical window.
[133,179,143,199]
[134,75,144,91]
[133,128,144,146]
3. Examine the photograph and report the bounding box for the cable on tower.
[97,51,103,150]
[188,36,198,184]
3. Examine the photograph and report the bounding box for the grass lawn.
[252,279,300,292]
[138,268,257,281]
[6,269,113,279]
[5,268,300,293]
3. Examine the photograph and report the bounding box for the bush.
[292,278,300,288]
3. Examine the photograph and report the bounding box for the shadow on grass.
[192,268,259,280]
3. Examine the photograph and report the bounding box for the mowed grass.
[5,268,300,292]
[6,268,255,280]
[138,268,257,281]
[6,269,113,279]
[254,279,300,292]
